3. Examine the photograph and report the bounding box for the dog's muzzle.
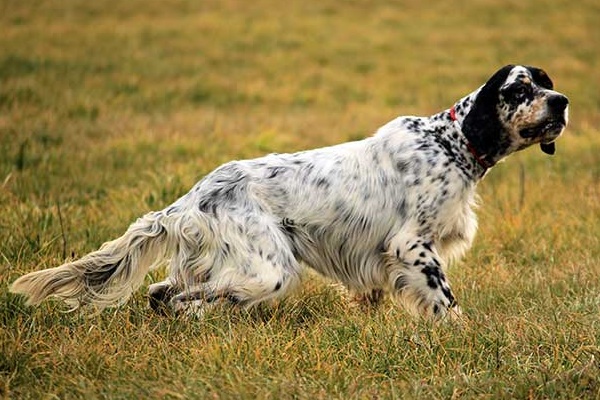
[537,94,569,155]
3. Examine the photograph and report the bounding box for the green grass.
[1,0,599,398]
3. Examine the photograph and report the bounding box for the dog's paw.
[352,288,385,308]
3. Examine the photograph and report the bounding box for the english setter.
[10,65,569,320]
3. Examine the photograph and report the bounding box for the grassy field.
[1,0,599,398]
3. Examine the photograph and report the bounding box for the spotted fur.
[10,65,569,320]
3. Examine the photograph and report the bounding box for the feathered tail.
[10,210,173,310]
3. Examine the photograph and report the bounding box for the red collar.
[450,106,493,170]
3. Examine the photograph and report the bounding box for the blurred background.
[1,1,599,398]
[1,0,597,248]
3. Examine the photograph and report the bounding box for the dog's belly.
[286,223,390,291]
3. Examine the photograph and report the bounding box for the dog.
[10,65,569,320]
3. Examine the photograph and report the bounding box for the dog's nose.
[549,94,569,114]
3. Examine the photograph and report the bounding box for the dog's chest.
[432,189,478,263]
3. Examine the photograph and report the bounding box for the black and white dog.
[10,65,569,320]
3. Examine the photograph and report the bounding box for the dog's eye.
[510,84,531,101]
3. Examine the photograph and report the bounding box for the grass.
[1,0,599,398]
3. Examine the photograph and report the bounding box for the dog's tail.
[10,208,192,310]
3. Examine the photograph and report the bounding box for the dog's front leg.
[385,232,461,320]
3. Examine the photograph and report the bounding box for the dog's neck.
[426,89,490,180]
[450,105,493,172]
[445,87,518,176]
[457,83,528,173]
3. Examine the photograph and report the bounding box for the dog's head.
[462,65,569,162]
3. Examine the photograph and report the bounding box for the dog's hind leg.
[169,258,301,318]
[160,212,302,317]
[144,207,212,314]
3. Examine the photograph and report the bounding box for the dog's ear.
[472,65,516,108]
[463,65,515,129]
[462,65,516,159]
[526,66,554,90]
[540,142,555,155]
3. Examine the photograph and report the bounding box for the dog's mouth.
[519,117,566,156]
[520,118,566,140]
[538,119,566,155]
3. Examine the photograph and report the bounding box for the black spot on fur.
[394,275,408,291]
[281,218,295,233]
[421,265,442,290]
[436,135,456,159]
[222,242,231,256]
[165,206,178,216]
[396,160,410,173]
[441,286,455,305]
[315,177,331,188]
[266,166,287,178]
[425,275,438,289]
[502,81,534,109]
[198,164,248,213]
